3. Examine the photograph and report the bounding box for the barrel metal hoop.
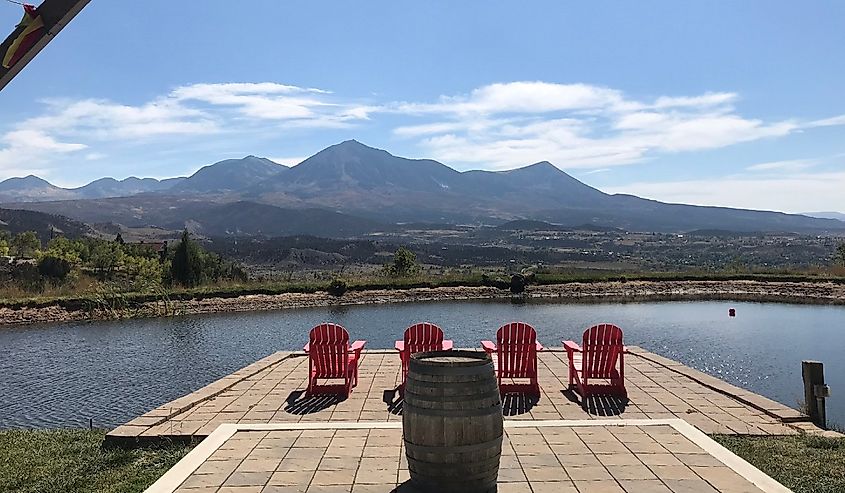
[404,435,503,456]
[404,403,503,417]
[409,364,494,376]
[405,379,499,391]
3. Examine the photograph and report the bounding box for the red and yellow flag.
[2,4,46,69]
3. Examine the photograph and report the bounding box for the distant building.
[124,240,168,262]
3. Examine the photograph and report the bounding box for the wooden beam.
[0,0,92,92]
[802,360,827,429]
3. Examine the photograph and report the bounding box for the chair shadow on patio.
[283,390,344,415]
[383,388,403,415]
[501,392,539,416]
[562,389,629,416]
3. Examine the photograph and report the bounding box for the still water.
[1,300,843,429]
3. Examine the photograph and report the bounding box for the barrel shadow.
[392,479,499,492]
[283,390,344,415]
[392,481,422,492]
[561,389,629,416]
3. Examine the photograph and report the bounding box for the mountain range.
[1,140,843,236]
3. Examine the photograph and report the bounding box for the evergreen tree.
[836,243,845,267]
[170,230,203,287]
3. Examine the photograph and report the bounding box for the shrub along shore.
[1,273,845,327]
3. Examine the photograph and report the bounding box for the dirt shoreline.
[1,280,844,327]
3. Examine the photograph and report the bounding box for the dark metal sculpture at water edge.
[0,0,91,92]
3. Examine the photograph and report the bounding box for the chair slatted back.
[404,322,445,355]
[309,323,350,378]
[496,322,538,379]
[582,323,624,379]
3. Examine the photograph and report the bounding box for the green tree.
[170,230,204,287]
[89,240,125,278]
[124,255,163,291]
[46,237,87,263]
[11,231,40,258]
[835,243,845,267]
[386,246,420,277]
[0,230,10,256]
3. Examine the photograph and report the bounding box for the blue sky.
[1,1,844,212]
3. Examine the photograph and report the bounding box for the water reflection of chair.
[481,322,543,396]
[303,323,366,397]
[564,323,626,407]
[395,322,453,393]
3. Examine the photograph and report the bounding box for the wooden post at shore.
[802,360,829,429]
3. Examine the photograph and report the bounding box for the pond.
[0,299,842,429]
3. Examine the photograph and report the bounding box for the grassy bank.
[3,269,845,311]
[0,429,192,493]
[715,434,845,493]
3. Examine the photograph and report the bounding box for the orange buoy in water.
[729,308,736,317]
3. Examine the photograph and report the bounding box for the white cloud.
[395,82,626,116]
[0,129,87,175]
[746,158,819,172]
[170,82,372,124]
[806,114,845,128]
[604,171,845,213]
[652,92,737,109]
[23,98,219,139]
[392,82,801,170]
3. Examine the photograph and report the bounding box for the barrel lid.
[410,350,492,366]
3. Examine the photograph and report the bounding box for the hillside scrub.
[0,229,247,299]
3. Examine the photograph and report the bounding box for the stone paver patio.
[109,347,814,444]
[146,420,791,493]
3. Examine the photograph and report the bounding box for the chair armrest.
[351,340,366,353]
[303,343,310,353]
[481,340,496,353]
[563,341,581,353]
[536,341,544,352]
[442,340,454,350]
[395,341,404,352]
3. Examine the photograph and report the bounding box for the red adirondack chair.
[481,322,543,396]
[395,322,453,391]
[564,324,626,402]
[303,323,366,397]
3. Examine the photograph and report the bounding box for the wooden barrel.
[403,350,502,493]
